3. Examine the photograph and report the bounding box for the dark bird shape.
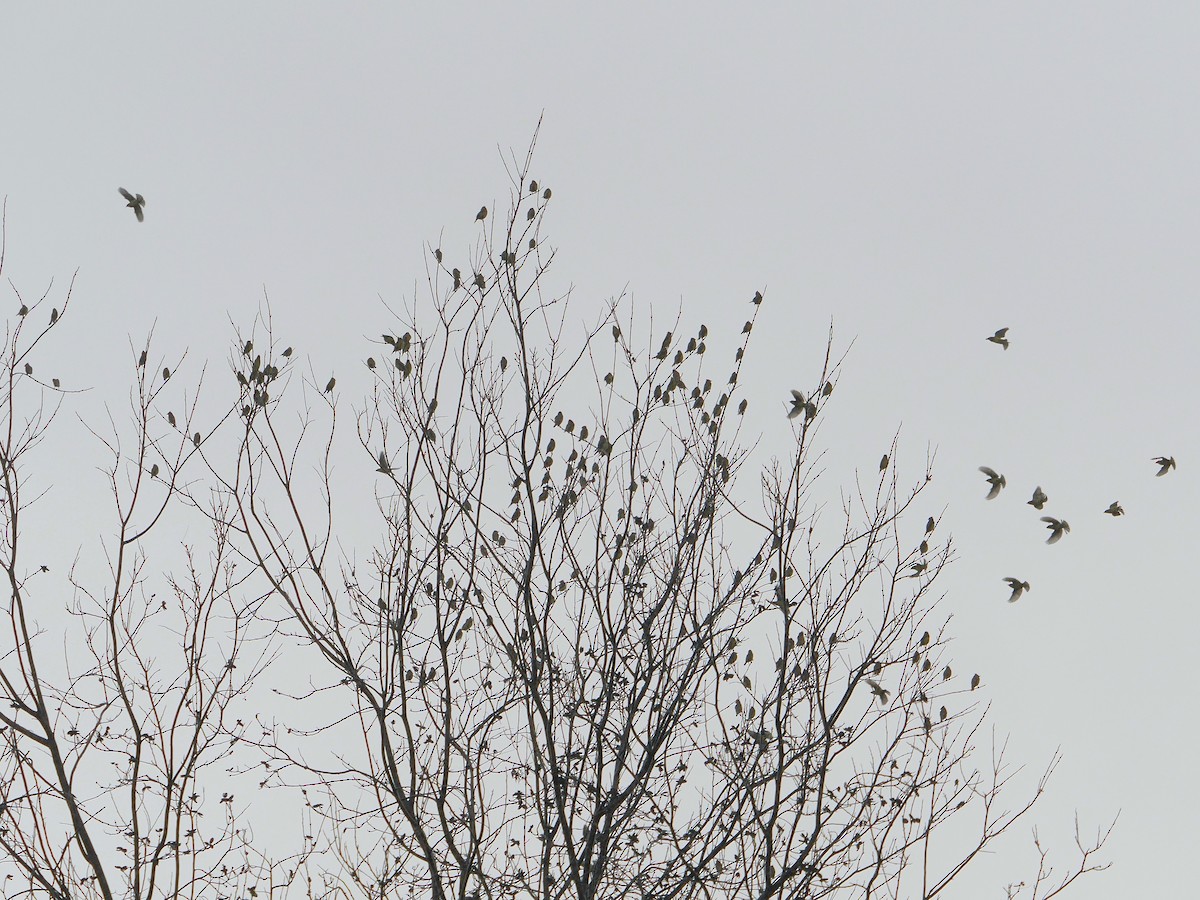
[1027,486,1048,510]
[1104,501,1124,517]
[1153,456,1176,477]
[475,206,488,221]
[879,454,889,472]
[119,188,146,222]
[979,466,1006,499]
[1003,577,1030,603]
[138,350,147,368]
[986,327,1009,349]
[864,678,890,704]
[909,562,928,577]
[1041,516,1070,544]
[324,377,336,393]
[376,451,392,475]
[787,390,815,420]
[925,516,936,535]
[942,665,952,681]
[970,673,981,690]
[18,305,28,316]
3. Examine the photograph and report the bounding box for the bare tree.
[191,142,1113,900]
[0,203,311,900]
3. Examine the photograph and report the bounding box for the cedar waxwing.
[979,466,1006,499]
[1003,577,1030,603]
[986,327,1009,349]
[1041,517,1070,544]
[1104,501,1124,516]
[971,673,981,690]
[376,451,392,475]
[1153,456,1176,476]
[925,516,936,534]
[1027,486,1048,510]
[325,377,336,393]
[119,188,146,222]
[475,206,487,221]
[865,678,890,704]
[880,454,889,472]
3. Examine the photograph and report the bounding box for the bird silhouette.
[325,377,336,393]
[909,562,928,577]
[1003,577,1030,603]
[1153,456,1176,477]
[864,678,890,704]
[986,327,1009,350]
[1027,486,1048,510]
[376,451,392,475]
[119,188,146,222]
[476,206,488,221]
[925,516,936,535]
[970,673,981,690]
[1041,517,1070,544]
[880,454,889,472]
[787,389,816,420]
[979,466,1006,499]
[1104,501,1124,516]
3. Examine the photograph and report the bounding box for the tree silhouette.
[0,143,1113,900]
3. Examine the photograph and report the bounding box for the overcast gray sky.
[3,5,1197,895]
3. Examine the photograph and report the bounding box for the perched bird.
[1104,501,1124,517]
[879,454,889,472]
[970,673,981,690]
[979,466,1006,500]
[1027,486,1048,510]
[864,678,890,704]
[1153,456,1176,477]
[138,350,147,368]
[1003,577,1031,603]
[941,666,952,681]
[925,516,936,535]
[986,327,1009,350]
[1041,516,1070,544]
[119,188,146,222]
[475,206,488,221]
[324,377,336,393]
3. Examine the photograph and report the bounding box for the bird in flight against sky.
[1104,501,1124,516]
[1154,456,1176,476]
[1003,577,1030,603]
[986,327,1009,349]
[119,188,145,222]
[978,466,1006,499]
[1041,517,1070,544]
[1027,486,1048,510]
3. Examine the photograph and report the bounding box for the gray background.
[2,5,1195,895]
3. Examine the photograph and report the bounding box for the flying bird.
[376,451,392,475]
[986,327,1009,349]
[864,678,890,704]
[1027,486,1048,510]
[1041,516,1070,544]
[119,188,146,222]
[1104,501,1124,517]
[1153,456,1176,477]
[787,390,816,420]
[979,466,1006,500]
[1003,577,1030,603]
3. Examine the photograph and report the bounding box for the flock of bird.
[789,326,1179,606]
[976,329,1175,601]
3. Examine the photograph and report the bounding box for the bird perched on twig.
[1003,577,1030,603]
[1027,486,1048,510]
[1104,501,1124,517]
[979,466,1006,500]
[1041,517,1070,544]
[1153,456,1176,477]
[986,327,1009,350]
[119,188,146,222]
